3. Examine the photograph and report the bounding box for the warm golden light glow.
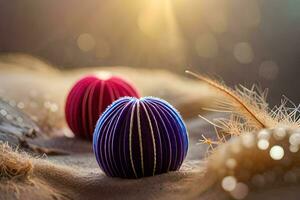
[137,0,180,38]
[200,0,228,33]
[95,71,113,80]
[137,0,185,65]
[195,33,218,58]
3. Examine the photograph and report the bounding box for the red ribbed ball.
[65,74,140,139]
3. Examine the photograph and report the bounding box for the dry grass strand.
[0,142,33,180]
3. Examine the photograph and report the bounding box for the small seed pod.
[65,75,139,140]
[93,97,189,178]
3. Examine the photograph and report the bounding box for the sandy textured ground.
[2,116,299,200]
[0,55,300,200]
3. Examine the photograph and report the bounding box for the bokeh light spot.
[50,104,58,112]
[259,60,279,80]
[289,132,300,146]
[222,176,237,192]
[233,42,254,64]
[289,145,299,153]
[6,114,13,121]
[258,129,271,140]
[230,182,249,199]
[241,133,254,148]
[77,33,96,52]
[226,158,237,169]
[257,139,269,150]
[270,145,284,160]
[17,102,25,109]
[273,128,286,140]
[0,109,7,116]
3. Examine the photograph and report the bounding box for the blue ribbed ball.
[93,97,188,178]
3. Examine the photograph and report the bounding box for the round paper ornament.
[65,74,139,139]
[93,97,188,178]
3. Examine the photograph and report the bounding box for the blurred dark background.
[0,0,299,105]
